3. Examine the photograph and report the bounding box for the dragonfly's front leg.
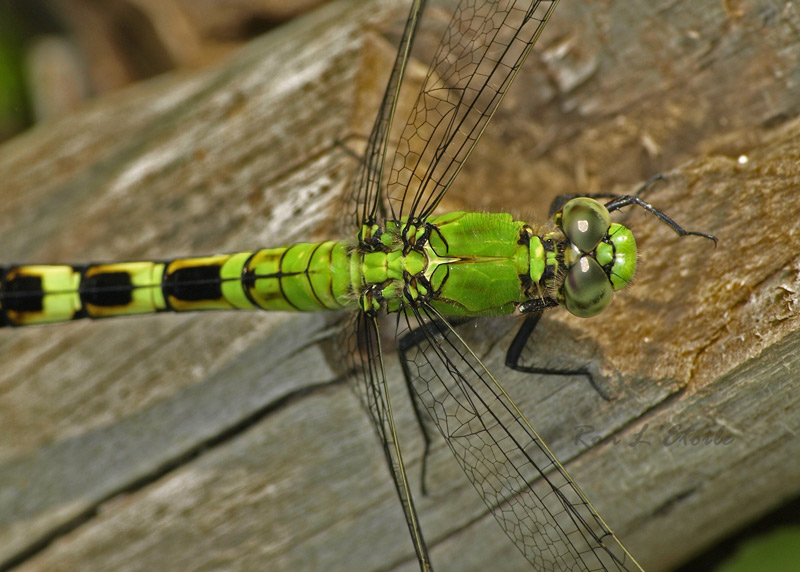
[505,311,613,401]
[547,173,667,216]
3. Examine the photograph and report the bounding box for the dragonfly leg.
[505,312,613,401]
[633,172,667,196]
[397,320,441,495]
[549,174,717,244]
[546,173,667,216]
[333,133,367,161]
[397,316,473,495]
[604,193,718,245]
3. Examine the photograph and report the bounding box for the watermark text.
[574,423,735,449]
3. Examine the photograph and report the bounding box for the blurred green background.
[0,0,329,142]
[0,1,32,140]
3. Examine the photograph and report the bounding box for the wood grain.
[0,1,799,571]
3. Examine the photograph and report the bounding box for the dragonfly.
[0,1,717,570]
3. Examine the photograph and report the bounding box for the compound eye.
[562,198,610,253]
[563,256,613,318]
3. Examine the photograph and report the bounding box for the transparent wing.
[389,0,559,223]
[340,311,433,571]
[399,303,643,571]
[344,0,426,234]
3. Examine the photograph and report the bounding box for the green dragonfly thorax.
[355,198,637,320]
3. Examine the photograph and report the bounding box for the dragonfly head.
[553,198,637,318]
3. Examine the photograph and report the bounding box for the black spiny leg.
[505,312,613,401]
[604,193,718,244]
[550,174,717,244]
[547,173,666,216]
[397,317,463,495]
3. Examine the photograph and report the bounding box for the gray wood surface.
[1,1,799,571]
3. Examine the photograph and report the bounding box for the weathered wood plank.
[0,1,406,570]
[0,1,799,571]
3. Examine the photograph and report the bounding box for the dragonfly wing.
[390,0,559,223]
[343,0,427,234]
[340,311,433,571]
[399,304,643,572]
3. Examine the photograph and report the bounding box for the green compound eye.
[561,198,611,253]
[563,255,613,318]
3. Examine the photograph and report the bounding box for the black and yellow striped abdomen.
[0,241,353,327]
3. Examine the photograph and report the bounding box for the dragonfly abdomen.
[0,241,354,327]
